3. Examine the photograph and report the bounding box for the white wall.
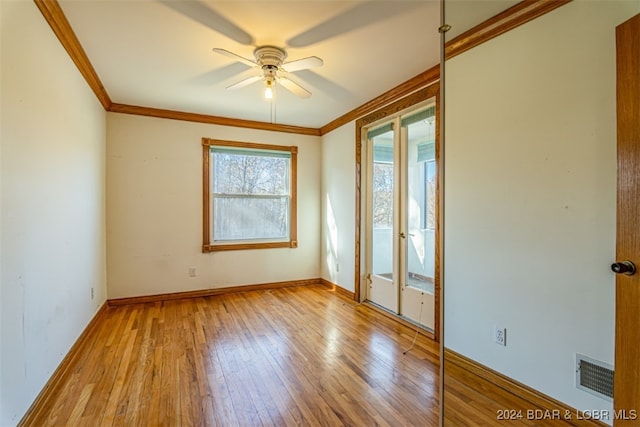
[0,0,4,419]
[106,113,321,299]
[1,2,107,424]
[320,122,357,292]
[0,0,4,418]
[444,0,639,417]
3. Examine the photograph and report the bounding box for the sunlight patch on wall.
[325,194,339,283]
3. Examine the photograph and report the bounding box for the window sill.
[203,240,297,252]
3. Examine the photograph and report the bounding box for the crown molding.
[109,103,321,136]
[34,0,112,110]
[319,66,440,136]
[35,0,571,136]
[445,0,572,60]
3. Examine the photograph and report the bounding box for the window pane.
[213,196,289,241]
[213,153,289,195]
[425,160,436,230]
[372,162,394,228]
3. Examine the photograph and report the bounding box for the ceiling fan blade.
[226,75,261,90]
[213,48,257,68]
[158,1,253,45]
[286,2,422,48]
[278,77,312,98]
[281,56,324,73]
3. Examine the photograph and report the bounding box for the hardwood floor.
[444,362,575,427]
[25,283,595,426]
[28,285,440,426]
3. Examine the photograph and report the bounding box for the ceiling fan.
[212,46,323,99]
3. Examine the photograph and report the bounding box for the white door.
[399,108,437,330]
[367,122,399,313]
[366,103,437,331]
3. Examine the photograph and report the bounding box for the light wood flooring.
[25,284,590,427]
[443,362,578,427]
[28,285,440,426]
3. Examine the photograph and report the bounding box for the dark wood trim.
[202,138,299,152]
[445,0,572,60]
[354,125,362,303]
[319,278,356,301]
[202,143,210,251]
[363,302,436,341]
[320,66,440,136]
[107,278,321,306]
[444,349,608,427]
[110,103,321,136]
[203,241,294,252]
[290,147,298,249]
[33,0,112,110]
[355,84,440,132]
[201,139,298,252]
[353,83,440,307]
[433,84,441,344]
[18,303,109,427]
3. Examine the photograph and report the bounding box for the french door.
[366,103,437,331]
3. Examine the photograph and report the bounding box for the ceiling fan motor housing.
[254,46,287,68]
[255,46,286,83]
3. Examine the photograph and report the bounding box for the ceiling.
[58,0,440,129]
[56,0,520,130]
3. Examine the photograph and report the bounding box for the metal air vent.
[576,354,613,401]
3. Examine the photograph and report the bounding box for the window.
[202,138,297,252]
[370,124,395,230]
[402,106,436,231]
[421,159,436,230]
[372,161,394,228]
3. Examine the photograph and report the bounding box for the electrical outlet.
[495,326,506,346]
[188,267,197,277]
[336,263,340,272]
[91,287,94,300]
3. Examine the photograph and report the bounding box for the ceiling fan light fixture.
[264,78,275,99]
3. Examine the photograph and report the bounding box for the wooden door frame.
[354,82,441,341]
[614,12,640,426]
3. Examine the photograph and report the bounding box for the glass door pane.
[368,125,399,313]
[400,107,436,329]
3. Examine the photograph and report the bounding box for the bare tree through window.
[202,138,298,252]
[372,162,394,228]
[213,151,290,240]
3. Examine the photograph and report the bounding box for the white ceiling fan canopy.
[254,45,287,67]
